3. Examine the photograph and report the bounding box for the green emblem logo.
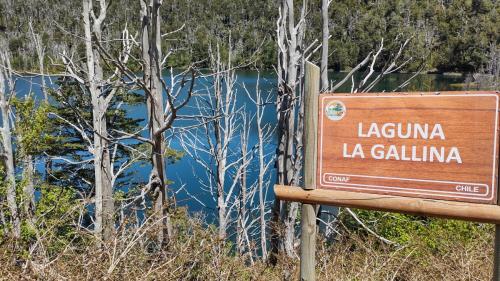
[325,100,346,121]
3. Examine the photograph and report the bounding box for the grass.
[0,209,494,280]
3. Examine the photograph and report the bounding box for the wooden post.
[300,61,320,281]
[495,155,500,281]
[494,225,500,280]
[494,136,500,281]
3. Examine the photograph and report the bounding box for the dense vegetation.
[1,0,498,72]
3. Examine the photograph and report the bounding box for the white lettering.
[328,175,350,183]
[358,123,367,137]
[351,122,461,164]
[430,123,445,140]
[456,185,480,193]
[429,147,444,162]
[398,123,411,138]
[401,145,411,161]
[371,144,385,159]
[352,144,365,158]
[381,123,396,138]
[367,123,381,138]
[414,123,429,139]
[385,145,400,160]
[365,145,462,164]
[343,143,365,159]
[411,146,422,161]
[446,147,462,163]
[357,122,446,140]
[343,143,351,158]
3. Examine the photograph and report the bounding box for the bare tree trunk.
[95,0,195,246]
[237,115,248,255]
[179,42,239,242]
[271,0,308,262]
[141,0,172,245]
[22,155,36,217]
[0,51,20,239]
[253,77,270,260]
[21,21,47,221]
[320,0,329,91]
[317,0,341,241]
[29,21,47,102]
[83,0,114,243]
[214,47,228,240]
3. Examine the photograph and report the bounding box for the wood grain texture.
[317,91,500,204]
[300,61,320,281]
[275,185,500,224]
[303,62,320,191]
[495,226,500,280]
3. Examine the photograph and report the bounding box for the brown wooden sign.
[276,64,500,281]
[317,91,500,204]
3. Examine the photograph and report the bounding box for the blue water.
[12,71,466,223]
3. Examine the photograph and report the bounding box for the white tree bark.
[29,21,47,102]
[93,0,195,246]
[178,43,246,241]
[83,0,114,243]
[140,0,179,245]
[0,49,20,239]
[21,21,47,222]
[22,155,35,219]
[236,114,249,257]
[245,75,274,261]
[272,0,308,261]
[213,44,232,240]
[320,0,330,91]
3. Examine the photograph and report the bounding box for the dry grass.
[0,212,494,281]
[315,231,492,281]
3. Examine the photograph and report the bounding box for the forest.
[1,0,498,72]
[0,0,498,280]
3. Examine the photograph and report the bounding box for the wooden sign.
[318,91,500,204]
[276,64,500,281]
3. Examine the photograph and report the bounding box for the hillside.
[0,0,498,72]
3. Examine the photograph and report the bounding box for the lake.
[13,71,469,222]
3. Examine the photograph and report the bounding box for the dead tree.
[271,0,412,261]
[82,0,114,243]
[28,21,47,102]
[0,47,20,239]
[272,0,313,260]
[317,0,339,240]
[237,113,248,253]
[180,44,239,240]
[138,0,171,244]
[96,0,196,245]
[331,36,413,93]
[139,0,175,245]
[180,64,274,260]
[235,113,256,264]
[318,36,415,241]
[243,75,275,261]
[212,47,235,240]
[320,0,331,91]
[59,0,134,242]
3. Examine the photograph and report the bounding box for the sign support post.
[276,88,500,279]
[300,62,320,281]
[494,154,500,281]
[494,225,500,280]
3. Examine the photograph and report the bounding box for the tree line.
[1,0,498,73]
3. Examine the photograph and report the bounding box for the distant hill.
[0,0,497,73]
